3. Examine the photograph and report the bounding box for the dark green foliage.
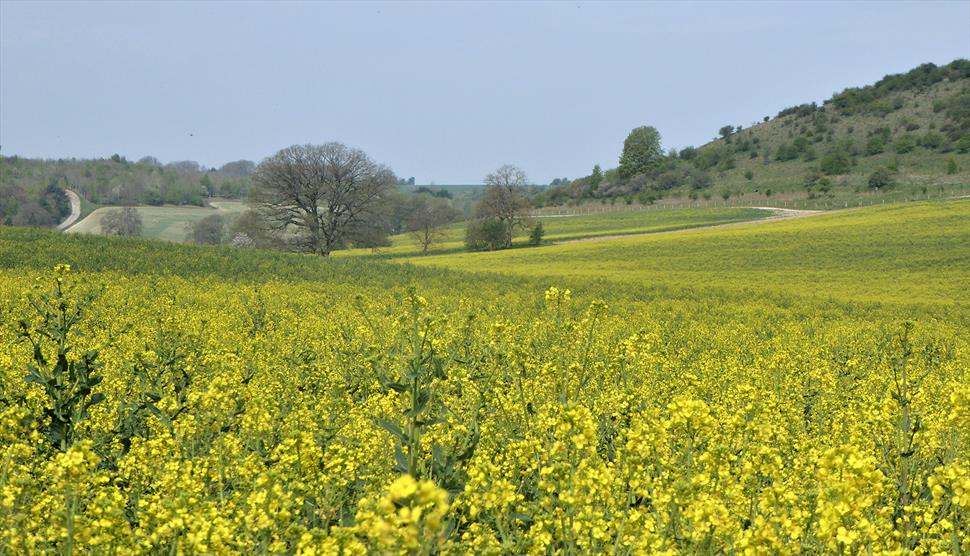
[946,158,959,174]
[866,136,887,156]
[827,60,968,115]
[0,179,70,227]
[618,126,663,178]
[17,267,105,451]
[819,150,851,175]
[777,102,818,119]
[529,221,545,246]
[190,214,225,245]
[716,156,736,171]
[958,134,970,154]
[414,186,453,199]
[465,218,510,251]
[589,164,603,191]
[919,132,944,150]
[775,143,801,161]
[679,147,697,161]
[894,135,917,154]
[939,87,970,142]
[804,172,832,195]
[696,145,733,169]
[868,167,895,190]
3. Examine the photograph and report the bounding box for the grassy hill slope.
[544,60,970,207]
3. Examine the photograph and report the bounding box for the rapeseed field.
[0,200,967,554]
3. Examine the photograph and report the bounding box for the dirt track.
[56,190,81,231]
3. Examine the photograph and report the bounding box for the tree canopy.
[618,126,663,178]
[250,143,396,256]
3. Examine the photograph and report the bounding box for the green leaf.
[376,418,404,440]
[394,444,408,473]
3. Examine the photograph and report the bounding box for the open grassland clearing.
[66,199,247,242]
[352,206,774,257]
[0,198,968,554]
[404,200,970,308]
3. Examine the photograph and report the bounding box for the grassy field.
[402,199,970,307]
[66,199,247,242]
[1,199,967,553]
[354,206,773,257]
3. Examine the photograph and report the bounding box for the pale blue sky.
[1,1,968,183]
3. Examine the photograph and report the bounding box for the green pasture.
[350,207,773,257]
[400,199,970,308]
[67,200,247,243]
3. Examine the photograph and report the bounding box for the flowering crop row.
[0,220,968,554]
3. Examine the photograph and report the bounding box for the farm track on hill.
[55,190,81,231]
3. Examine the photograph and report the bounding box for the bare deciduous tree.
[473,164,532,248]
[250,143,396,255]
[100,207,142,236]
[407,197,458,254]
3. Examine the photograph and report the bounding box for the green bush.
[528,221,545,246]
[893,134,917,154]
[819,151,851,175]
[868,167,895,190]
[465,218,510,251]
[865,136,886,156]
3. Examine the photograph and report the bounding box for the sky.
[1,1,969,184]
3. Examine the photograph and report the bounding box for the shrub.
[775,143,800,161]
[100,207,143,236]
[947,158,959,175]
[865,136,886,156]
[528,221,545,246]
[920,132,944,150]
[465,218,510,251]
[894,134,917,154]
[190,214,225,245]
[868,167,895,190]
[956,134,970,154]
[819,150,851,175]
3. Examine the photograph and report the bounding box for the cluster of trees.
[100,207,143,236]
[213,143,464,255]
[537,126,718,206]
[0,155,257,214]
[827,60,970,115]
[0,180,70,227]
[231,143,540,255]
[464,165,534,250]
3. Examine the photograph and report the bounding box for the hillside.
[0,155,254,226]
[541,60,970,206]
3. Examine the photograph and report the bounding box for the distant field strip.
[67,200,247,242]
[402,200,970,307]
[351,207,773,257]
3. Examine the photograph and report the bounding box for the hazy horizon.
[2,0,969,184]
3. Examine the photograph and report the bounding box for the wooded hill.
[0,155,255,226]
[539,60,970,206]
